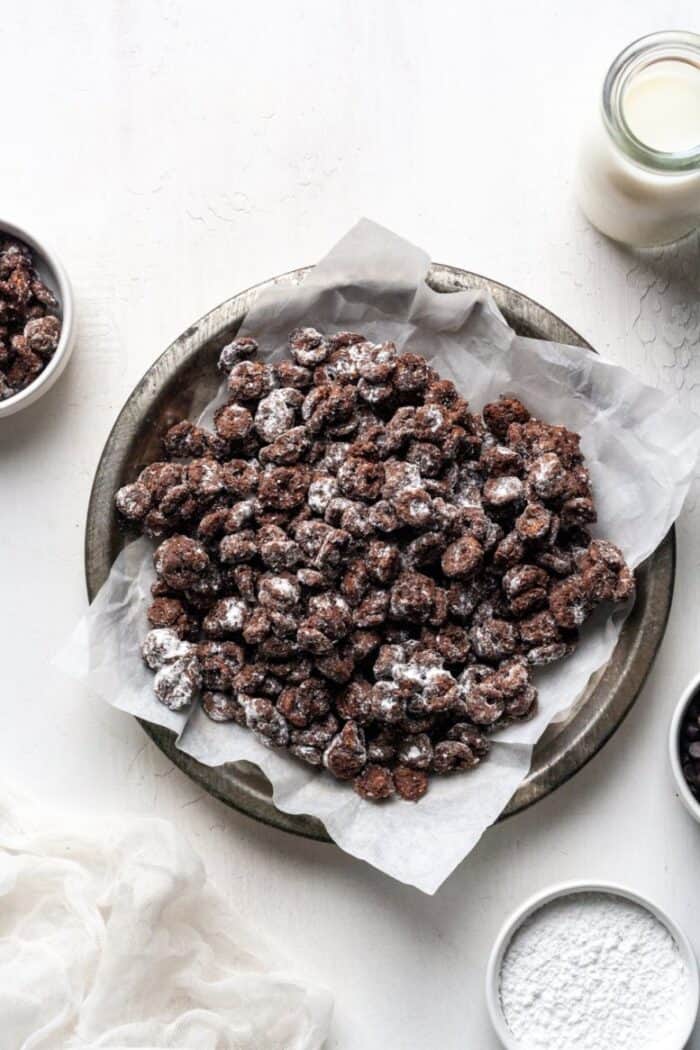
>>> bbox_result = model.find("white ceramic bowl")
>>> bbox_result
[486,879,699,1050]
[669,671,700,824]
[0,218,75,418]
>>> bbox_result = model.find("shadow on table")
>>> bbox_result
[0,350,80,455]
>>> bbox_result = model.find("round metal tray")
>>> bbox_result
[85,264,675,841]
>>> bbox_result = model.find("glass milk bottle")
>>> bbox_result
[576,32,700,247]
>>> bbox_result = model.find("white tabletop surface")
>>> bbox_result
[2,2,700,1047]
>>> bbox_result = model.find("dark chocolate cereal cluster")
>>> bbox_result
[680,694,700,802]
[0,236,62,400]
[115,329,634,802]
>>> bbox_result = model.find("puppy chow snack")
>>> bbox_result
[116,329,634,801]
[0,236,62,400]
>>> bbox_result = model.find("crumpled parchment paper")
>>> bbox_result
[58,220,700,894]
[0,782,332,1050]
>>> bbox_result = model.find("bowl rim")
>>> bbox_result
[485,878,699,1050]
[0,216,75,418]
[668,670,700,823]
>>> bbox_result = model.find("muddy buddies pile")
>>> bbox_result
[0,236,62,400]
[115,329,634,802]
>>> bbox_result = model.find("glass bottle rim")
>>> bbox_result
[602,30,700,174]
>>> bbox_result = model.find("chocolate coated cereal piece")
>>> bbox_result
[441,534,484,580]
[561,497,597,528]
[548,575,592,629]
[141,628,192,669]
[389,572,438,624]
[370,680,406,723]
[506,683,538,720]
[221,459,259,497]
[397,733,433,770]
[217,336,258,373]
[147,597,196,639]
[367,729,399,765]
[337,456,385,501]
[349,628,381,661]
[202,597,247,637]
[393,765,429,801]
[202,690,246,724]
[536,547,574,576]
[483,396,530,439]
[198,640,245,690]
[502,564,549,599]
[7,344,43,389]
[163,420,212,459]
[457,666,505,725]
[515,502,552,542]
[509,587,547,616]
[323,721,367,780]
[275,360,313,389]
[214,403,254,442]
[219,531,258,564]
[530,587,578,631]
[255,389,298,442]
[393,486,435,529]
[154,535,210,590]
[336,678,374,724]
[153,652,201,710]
[432,740,479,774]
[289,327,328,366]
[115,481,152,521]
[447,723,490,757]
[365,539,401,585]
[528,453,568,501]
[482,475,524,507]
[258,465,310,510]
[159,483,198,522]
[315,645,356,684]
[261,425,311,465]
[277,678,330,728]
[433,622,471,663]
[228,360,275,401]
[186,458,225,500]
[24,314,60,355]
[354,763,395,801]
[469,617,519,663]
[480,444,523,477]
[393,353,431,393]
[527,641,575,666]
[578,539,635,604]
[406,440,443,477]
[244,697,290,748]
[447,579,487,621]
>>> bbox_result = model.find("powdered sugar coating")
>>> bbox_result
[500,892,690,1050]
[141,628,192,669]
[153,653,201,710]
[255,389,297,442]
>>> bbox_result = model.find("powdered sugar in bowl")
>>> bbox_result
[486,881,698,1050]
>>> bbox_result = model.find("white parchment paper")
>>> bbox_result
[58,221,700,894]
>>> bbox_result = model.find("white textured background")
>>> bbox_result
[1,2,699,1047]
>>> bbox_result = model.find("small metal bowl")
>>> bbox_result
[485,880,699,1050]
[0,218,75,419]
[669,671,700,824]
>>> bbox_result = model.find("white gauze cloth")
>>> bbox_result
[0,785,332,1049]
